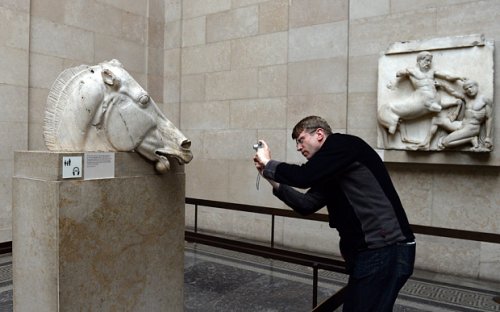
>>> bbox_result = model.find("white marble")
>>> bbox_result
[377,34,494,153]
[43,60,192,173]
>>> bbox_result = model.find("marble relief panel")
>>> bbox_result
[377,34,494,153]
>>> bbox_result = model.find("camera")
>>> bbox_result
[253,141,263,151]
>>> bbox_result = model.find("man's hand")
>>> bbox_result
[253,140,280,189]
[253,140,271,171]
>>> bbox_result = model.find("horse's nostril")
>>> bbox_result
[181,139,191,149]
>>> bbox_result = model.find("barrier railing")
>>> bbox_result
[185,197,500,311]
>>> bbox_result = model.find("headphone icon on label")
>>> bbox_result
[73,167,80,176]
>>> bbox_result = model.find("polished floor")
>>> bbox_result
[1,243,500,311]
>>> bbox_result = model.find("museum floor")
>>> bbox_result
[1,242,500,312]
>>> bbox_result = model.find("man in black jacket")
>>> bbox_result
[254,116,415,311]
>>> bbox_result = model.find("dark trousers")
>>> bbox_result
[342,242,416,312]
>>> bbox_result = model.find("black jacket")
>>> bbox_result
[263,133,414,257]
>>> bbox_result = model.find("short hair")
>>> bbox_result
[416,51,432,62]
[292,116,332,139]
[462,79,478,89]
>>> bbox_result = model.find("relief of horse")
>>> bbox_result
[43,59,193,172]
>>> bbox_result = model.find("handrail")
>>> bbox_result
[185,197,500,310]
[186,197,329,222]
[410,224,500,244]
[186,197,500,244]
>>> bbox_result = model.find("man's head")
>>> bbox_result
[416,51,432,71]
[292,116,332,159]
[463,79,478,97]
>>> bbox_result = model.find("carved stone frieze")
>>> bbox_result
[377,34,494,152]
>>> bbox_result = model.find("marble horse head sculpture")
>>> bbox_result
[43,59,193,172]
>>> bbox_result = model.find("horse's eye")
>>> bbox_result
[139,95,150,106]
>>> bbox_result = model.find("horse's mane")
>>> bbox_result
[43,64,90,150]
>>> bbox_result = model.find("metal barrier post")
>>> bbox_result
[271,214,275,248]
[194,204,198,233]
[312,263,319,308]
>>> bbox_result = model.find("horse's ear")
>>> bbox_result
[108,59,123,67]
[102,69,120,88]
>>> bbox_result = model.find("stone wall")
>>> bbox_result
[0,1,30,242]
[0,0,499,281]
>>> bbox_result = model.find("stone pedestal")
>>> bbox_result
[12,151,185,312]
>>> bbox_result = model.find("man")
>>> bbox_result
[438,79,493,151]
[253,116,415,311]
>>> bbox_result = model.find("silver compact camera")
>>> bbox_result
[253,141,263,151]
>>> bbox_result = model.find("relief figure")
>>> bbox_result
[436,79,493,151]
[379,51,464,144]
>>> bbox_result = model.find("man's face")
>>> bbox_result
[295,129,322,160]
[418,55,432,71]
[463,83,478,97]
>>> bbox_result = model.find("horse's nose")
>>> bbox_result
[181,139,191,149]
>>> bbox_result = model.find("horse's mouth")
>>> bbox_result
[154,148,193,172]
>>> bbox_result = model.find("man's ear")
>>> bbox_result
[316,128,325,142]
